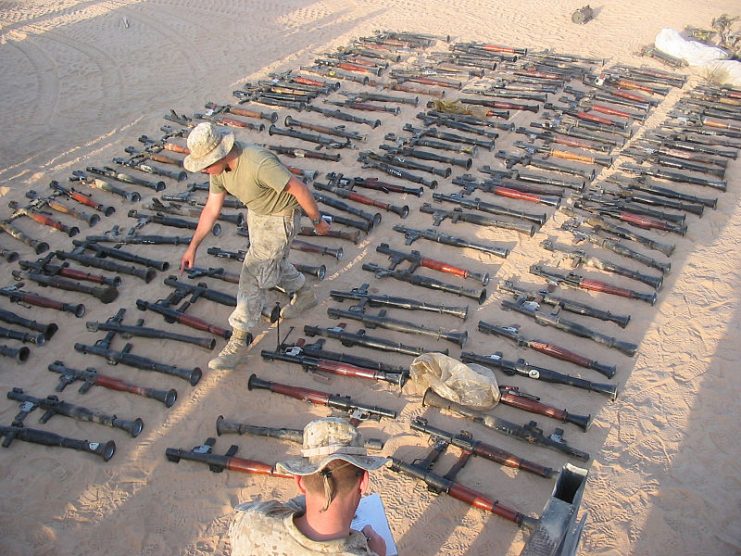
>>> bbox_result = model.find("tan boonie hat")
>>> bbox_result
[276,417,389,476]
[183,122,235,172]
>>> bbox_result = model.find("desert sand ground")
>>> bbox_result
[0,1,739,555]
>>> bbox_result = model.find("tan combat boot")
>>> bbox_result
[280,286,318,319]
[208,328,251,370]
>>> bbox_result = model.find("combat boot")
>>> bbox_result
[280,286,318,319]
[208,328,252,370]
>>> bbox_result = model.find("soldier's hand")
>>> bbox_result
[314,219,331,236]
[180,248,196,273]
[361,525,386,556]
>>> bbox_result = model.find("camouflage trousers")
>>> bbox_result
[228,209,304,332]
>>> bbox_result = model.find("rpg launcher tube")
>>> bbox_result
[86,166,165,192]
[358,157,438,189]
[9,206,79,237]
[313,192,382,227]
[498,386,592,431]
[55,250,157,283]
[499,279,631,329]
[0,285,86,317]
[392,224,510,259]
[389,456,539,529]
[462,348,618,398]
[432,192,547,225]
[20,272,118,304]
[376,243,489,285]
[268,124,350,149]
[299,344,408,376]
[7,388,144,438]
[73,342,202,386]
[409,417,554,479]
[300,226,361,244]
[422,389,590,461]
[329,288,469,320]
[247,374,397,422]
[561,226,671,275]
[326,307,468,347]
[0,344,30,363]
[326,172,424,196]
[0,220,50,253]
[260,350,406,387]
[0,425,115,461]
[319,211,372,232]
[48,361,177,408]
[0,325,45,346]
[313,182,408,218]
[163,275,237,306]
[284,115,367,142]
[292,239,344,260]
[0,299,60,340]
[70,172,142,202]
[18,258,122,287]
[303,325,447,357]
[419,203,537,236]
[362,263,487,304]
[295,263,327,280]
[135,300,231,339]
[165,440,292,478]
[49,181,116,216]
[74,240,170,271]
[216,416,384,451]
[85,320,216,350]
[530,265,657,306]
[501,299,639,357]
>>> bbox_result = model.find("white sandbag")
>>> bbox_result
[654,28,727,66]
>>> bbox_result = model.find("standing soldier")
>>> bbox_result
[180,122,330,370]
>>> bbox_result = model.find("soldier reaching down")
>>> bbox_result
[229,417,389,555]
[180,122,330,370]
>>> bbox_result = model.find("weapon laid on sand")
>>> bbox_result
[303,324,447,357]
[330,283,469,320]
[410,417,554,478]
[0,282,85,318]
[49,360,177,408]
[7,387,144,438]
[475,323,619,383]
[326,306,468,347]
[423,389,590,461]
[389,439,540,529]
[166,437,292,478]
[0,424,115,461]
[393,224,510,258]
[216,416,384,451]
[248,374,397,424]
[74,308,202,386]
[499,280,631,328]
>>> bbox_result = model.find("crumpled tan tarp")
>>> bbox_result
[408,352,500,409]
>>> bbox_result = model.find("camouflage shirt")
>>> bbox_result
[229,496,378,556]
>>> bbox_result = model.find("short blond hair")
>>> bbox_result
[302,460,364,511]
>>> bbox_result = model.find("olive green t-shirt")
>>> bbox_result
[210,142,298,215]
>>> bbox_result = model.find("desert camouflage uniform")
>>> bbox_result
[229,497,377,556]
[229,209,304,331]
[208,142,305,332]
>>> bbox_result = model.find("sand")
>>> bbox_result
[0,1,739,555]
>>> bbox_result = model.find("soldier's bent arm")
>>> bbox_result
[284,176,330,235]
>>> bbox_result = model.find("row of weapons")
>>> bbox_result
[1,30,739,536]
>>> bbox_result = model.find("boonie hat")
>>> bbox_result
[276,417,389,476]
[183,122,235,172]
